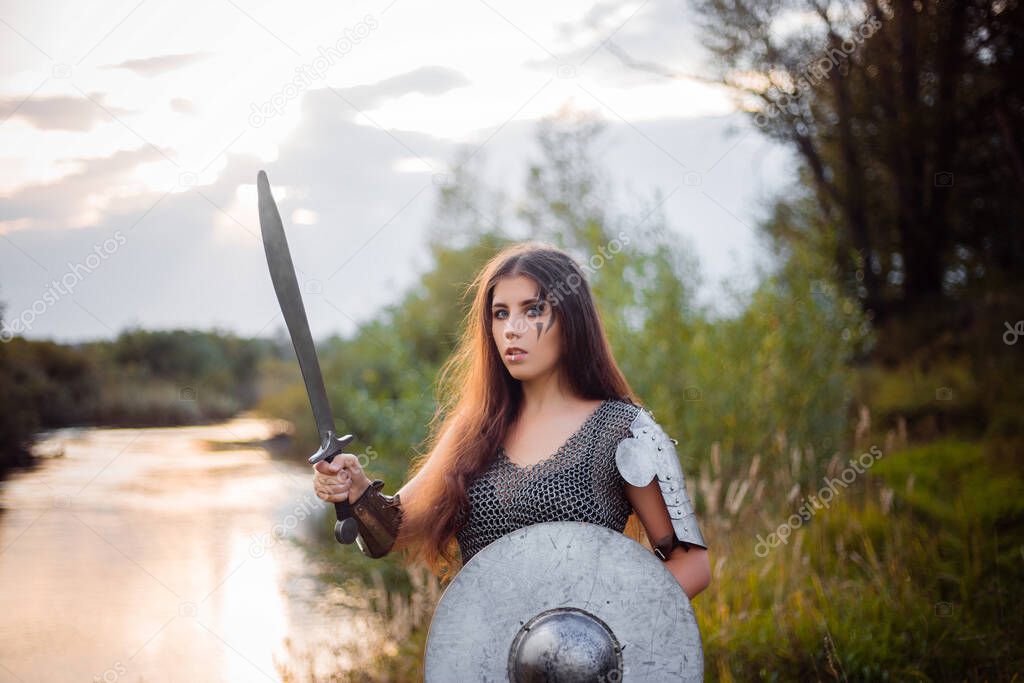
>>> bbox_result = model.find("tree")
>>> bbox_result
[611,0,1024,331]
[0,299,40,470]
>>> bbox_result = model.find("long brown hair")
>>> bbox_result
[392,241,647,577]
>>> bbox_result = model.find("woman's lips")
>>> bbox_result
[505,348,528,362]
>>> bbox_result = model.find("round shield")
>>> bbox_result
[425,521,703,682]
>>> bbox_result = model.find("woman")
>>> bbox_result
[312,242,711,599]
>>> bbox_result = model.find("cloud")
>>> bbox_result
[102,52,212,77]
[0,102,458,341]
[0,92,132,131]
[0,71,792,343]
[331,65,471,111]
[0,146,171,231]
[0,78,457,235]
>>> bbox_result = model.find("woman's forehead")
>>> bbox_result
[492,275,542,302]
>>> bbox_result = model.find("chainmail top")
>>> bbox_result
[455,398,644,564]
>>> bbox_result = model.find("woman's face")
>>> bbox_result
[491,275,561,382]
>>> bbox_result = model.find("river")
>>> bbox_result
[0,415,385,683]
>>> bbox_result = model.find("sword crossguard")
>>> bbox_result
[308,431,355,465]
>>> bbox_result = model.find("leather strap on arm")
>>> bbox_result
[652,531,692,561]
[351,478,403,559]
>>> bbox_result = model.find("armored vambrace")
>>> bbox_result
[351,478,403,559]
[615,408,708,561]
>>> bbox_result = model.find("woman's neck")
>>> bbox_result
[518,372,578,417]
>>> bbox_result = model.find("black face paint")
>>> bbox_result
[531,291,544,342]
[534,299,556,341]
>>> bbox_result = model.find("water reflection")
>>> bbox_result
[0,415,378,682]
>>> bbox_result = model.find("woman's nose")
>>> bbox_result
[504,317,528,337]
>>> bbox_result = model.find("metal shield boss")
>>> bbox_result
[425,521,703,682]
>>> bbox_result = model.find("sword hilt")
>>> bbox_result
[310,432,360,545]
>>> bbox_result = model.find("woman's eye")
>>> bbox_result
[494,305,544,320]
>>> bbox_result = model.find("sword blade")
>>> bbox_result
[257,170,336,441]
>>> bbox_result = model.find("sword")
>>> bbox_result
[257,169,359,545]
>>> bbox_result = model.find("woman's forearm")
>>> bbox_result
[666,547,711,599]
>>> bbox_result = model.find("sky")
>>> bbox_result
[0,0,796,344]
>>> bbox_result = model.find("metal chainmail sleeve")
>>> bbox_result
[455,398,644,565]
